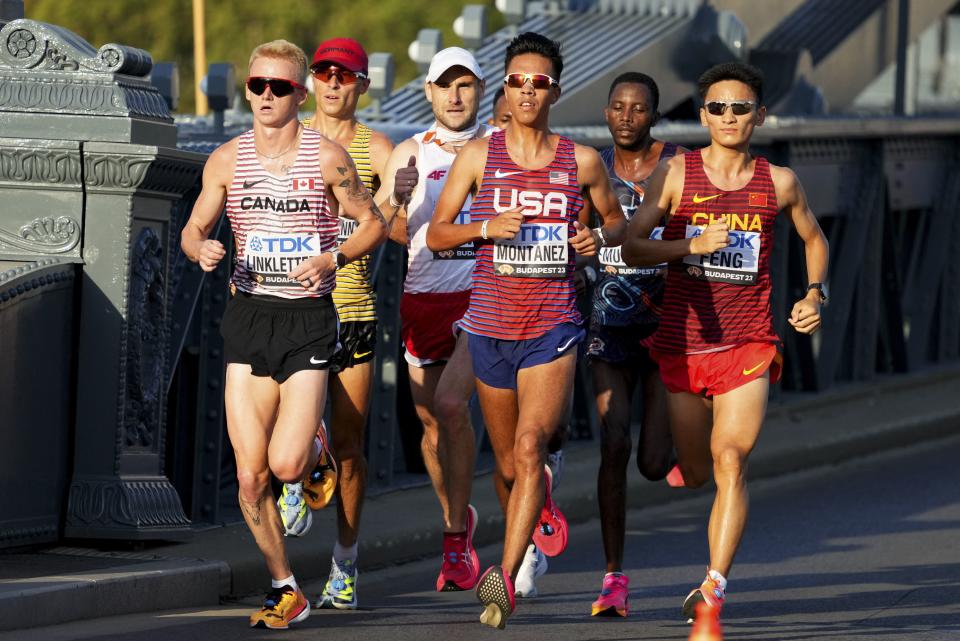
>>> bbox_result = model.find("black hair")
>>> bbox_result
[493,86,506,105]
[504,31,564,81]
[608,72,660,112]
[697,62,764,104]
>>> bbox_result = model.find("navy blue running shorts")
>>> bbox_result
[467,322,585,390]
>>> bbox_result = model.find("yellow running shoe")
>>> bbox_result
[249,586,310,629]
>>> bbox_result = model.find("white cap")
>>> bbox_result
[425,47,484,83]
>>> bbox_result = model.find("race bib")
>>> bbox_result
[433,210,475,260]
[337,216,356,246]
[599,226,665,276]
[682,225,760,284]
[494,222,567,278]
[243,232,322,287]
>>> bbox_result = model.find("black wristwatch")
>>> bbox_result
[807,282,827,304]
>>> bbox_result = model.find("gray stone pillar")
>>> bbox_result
[0,19,204,539]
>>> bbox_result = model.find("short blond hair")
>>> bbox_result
[249,40,308,81]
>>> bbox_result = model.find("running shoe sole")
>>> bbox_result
[476,566,515,630]
[591,601,628,617]
[303,428,338,510]
[250,597,310,629]
[682,588,705,622]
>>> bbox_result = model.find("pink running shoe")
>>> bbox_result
[436,505,480,591]
[532,465,568,557]
[476,565,516,629]
[666,464,686,488]
[591,572,629,617]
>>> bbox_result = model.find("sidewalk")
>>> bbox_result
[1,365,958,632]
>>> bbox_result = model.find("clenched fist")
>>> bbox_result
[690,222,730,255]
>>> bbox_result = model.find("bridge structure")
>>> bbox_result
[1,0,959,550]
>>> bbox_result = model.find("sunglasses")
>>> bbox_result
[246,77,306,97]
[503,72,559,90]
[311,66,368,85]
[704,100,755,116]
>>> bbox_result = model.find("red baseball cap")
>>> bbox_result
[311,38,368,74]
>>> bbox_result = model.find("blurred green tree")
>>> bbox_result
[25,0,503,113]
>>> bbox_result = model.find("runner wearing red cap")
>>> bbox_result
[276,37,394,611]
[621,61,828,625]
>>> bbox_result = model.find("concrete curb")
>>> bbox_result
[1,366,957,632]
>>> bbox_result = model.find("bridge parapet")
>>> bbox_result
[0,19,204,546]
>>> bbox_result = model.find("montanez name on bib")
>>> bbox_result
[494,223,567,278]
[434,210,474,260]
[600,226,665,276]
[493,188,568,217]
[244,232,322,287]
[682,225,760,284]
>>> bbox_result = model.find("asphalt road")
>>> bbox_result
[5,434,959,641]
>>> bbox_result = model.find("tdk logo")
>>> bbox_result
[517,225,563,241]
[493,188,567,217]
[249,235,316,253]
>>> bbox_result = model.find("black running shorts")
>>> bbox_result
[330,320,377,373]
[221,291,340,383]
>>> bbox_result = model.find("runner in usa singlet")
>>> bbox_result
[459,129,584,340]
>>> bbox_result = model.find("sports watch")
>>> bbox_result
[807,282,827,304]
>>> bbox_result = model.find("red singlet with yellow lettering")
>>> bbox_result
[654,149,780,353]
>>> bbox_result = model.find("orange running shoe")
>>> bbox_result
[688,601,723,640]
[682,574,725,622]
[249,586,310,629]
[303,425,337,510]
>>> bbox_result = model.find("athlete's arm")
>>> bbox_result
[289,143,388,291]
[180,141,234,272]
[426,138,523,250]
[573,144,625,256]
[621,155,729,266]
[774,165,829,335]
[374,138,418,245]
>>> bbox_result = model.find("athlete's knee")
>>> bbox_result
[599,428,631,468]
[712,446,748,482]
[269,451,310,484]
[513,429,547,473]
[638,448,673,481]
[236,468,270,504]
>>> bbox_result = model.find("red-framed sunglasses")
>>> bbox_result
[310,66,368,85]
[503,72,559,90]
[246,76,306,97]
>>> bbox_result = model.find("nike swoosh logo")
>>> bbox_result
[556,336,579,353]
[353,350,373,359]
[494,168,525,179]
[692,193,721,203]
[742,362,765,376]
[309,356,328,365]
[243,178,268,189]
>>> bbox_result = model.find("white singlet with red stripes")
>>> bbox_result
[403,126,494,294]
[225,128,338,299]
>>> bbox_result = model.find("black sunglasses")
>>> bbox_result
[246,77,306,97]
[705,100,755,116]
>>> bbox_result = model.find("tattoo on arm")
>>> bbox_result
[240,493,264,526]
[336,165,371,203]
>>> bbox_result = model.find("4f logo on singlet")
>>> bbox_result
[493,188,568,217]
[427,169,446,181]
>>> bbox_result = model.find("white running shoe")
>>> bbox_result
[514,544,548,598]
[277,482,312,537]
[547,449,565,491]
